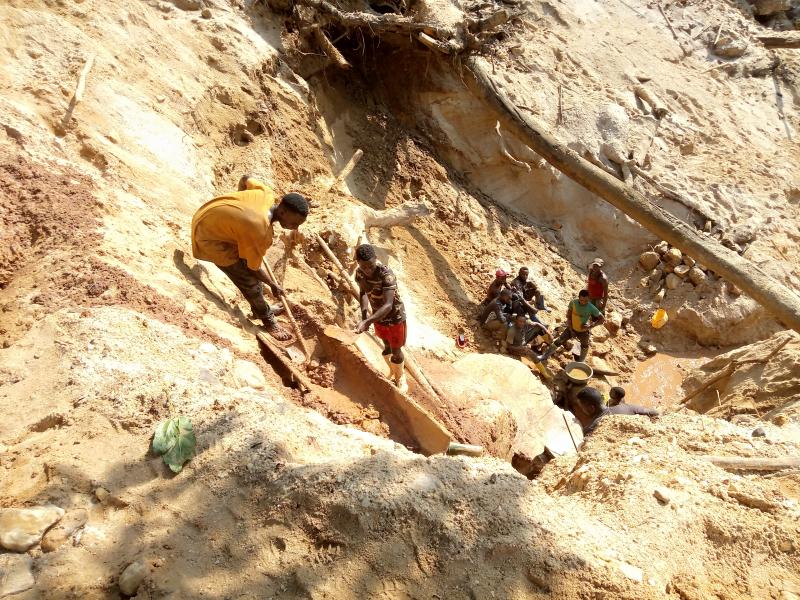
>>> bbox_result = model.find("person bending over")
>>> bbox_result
[191,175,309,341]
[354,244,409,393]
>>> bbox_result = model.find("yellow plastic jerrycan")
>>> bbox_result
[651,308,669,329]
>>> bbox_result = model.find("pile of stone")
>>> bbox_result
[638,241,709,300]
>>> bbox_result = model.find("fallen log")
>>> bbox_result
[462,56,800,335]
[757,33,800,49]
[329,148,363,191]
[311,24,351,69]
[703,455,800,473]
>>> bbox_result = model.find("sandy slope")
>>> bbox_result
[1,0,799,598]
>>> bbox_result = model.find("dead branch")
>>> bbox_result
[656,2,689,56]
[633,85,669,119]
[757,33,800,49]
[495,121,531,172]
[311,24,351,69]
[363,201,432,228]
[702,455,800,473]
[329,148,363,191]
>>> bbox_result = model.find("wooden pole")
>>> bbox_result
[262,259,310,361]
[255,332,314,392]
[462,57,800,335]
[702,455,800,473]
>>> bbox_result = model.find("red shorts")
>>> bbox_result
[373,321,407,349]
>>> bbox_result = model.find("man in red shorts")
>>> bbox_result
[354,243,408,393]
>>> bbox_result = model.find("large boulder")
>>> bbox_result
[423,354,583,464]
[0,506,64,552]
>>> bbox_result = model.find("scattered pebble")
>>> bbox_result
[751,427,766,438]
[119,560,147,596]
[0,553,34,596]
[654,487,671,505]
[618,561,643,583]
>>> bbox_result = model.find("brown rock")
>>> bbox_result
[688,267,707,286]
[639,251,660,271]
[41,509,88,552]
[682,256,696,268]
[654,240,669,255]
[752,0,790,16]
[664,248,682,266]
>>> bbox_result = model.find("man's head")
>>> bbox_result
[355,243,378,276]
[514,314,527,327]
[495,268,508,281]
[499,288,512,302]
[273,192,309,230]
[577,387,604,417]
[589,258,604,276]
[578,289,591,305]
[609,386,626,401]
[518,267,529,281]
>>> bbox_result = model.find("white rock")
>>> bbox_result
[0,553,34,596]
[673,264,690,278]
[619,561,643,583]
[119,560,147,596]
[233,359,266,390]
[665,273,681,290]
[639,251,660,271]
[654,241,669,255]
[0,505,65,552]
[41,508,88,552]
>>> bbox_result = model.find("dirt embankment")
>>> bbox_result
[1,0,799,598]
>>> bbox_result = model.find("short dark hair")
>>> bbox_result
[519,267,529,274]
[355,244,376,261]
[280,192,309,216]
[499,288,512,297]
[577,387,604,412]
[609,386,626,400]
[578,289,590,298]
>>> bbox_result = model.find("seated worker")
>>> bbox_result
[509,267,530,292]
[608,386,626,407]
[587,258,609,313]
[191,174,309,341]
[523,280,550,312]
[510,288,542,323]
[479,287,514,339]
[537,290,604,362]
[481,269,509,306]
[577,387,659,435]
[504,314,550,358]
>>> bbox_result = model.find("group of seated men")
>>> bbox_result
[478,260,609,363]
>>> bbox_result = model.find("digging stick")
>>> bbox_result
[255,331,313,392]
[262,258,310,361]
[562,411,580,453]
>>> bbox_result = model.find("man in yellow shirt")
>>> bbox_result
[191,175,309,341]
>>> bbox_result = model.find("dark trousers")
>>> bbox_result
[218,259,275,324]
[543,327,590,361]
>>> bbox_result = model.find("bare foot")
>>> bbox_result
[263,321,293,342]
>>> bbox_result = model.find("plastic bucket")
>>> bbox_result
[651,308,669,329]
